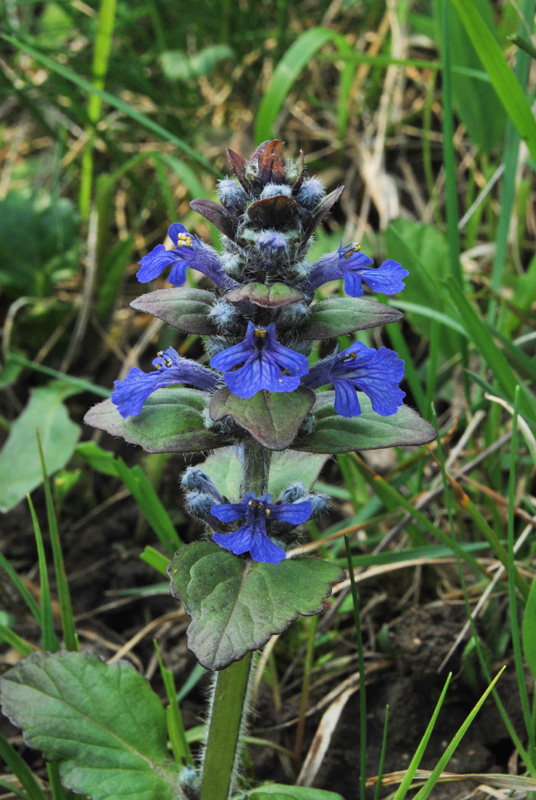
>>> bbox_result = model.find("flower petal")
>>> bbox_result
[137,245,183,283]
[350,259,409,295]
[211,502,248,523]
[111,366,184,418]
[269,500,312,524]
[333,379,362,417]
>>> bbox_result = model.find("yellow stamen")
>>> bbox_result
[164,358,172,367]
[344,243,361,258]
[176,232,193,248]
[265,508,271,515]
[255,329,267,338]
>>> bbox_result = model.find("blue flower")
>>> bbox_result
[211,491,312,563]
[137,223,236,289]
[111,347,219,418]
[210,321,309,399]
[304,241,408,297]
[302,342,405,418]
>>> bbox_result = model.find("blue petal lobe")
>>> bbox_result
[333,379,362,417]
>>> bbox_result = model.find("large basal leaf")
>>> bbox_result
[298,297,403,339]
[209,387,315,450]
[0,383,81,512]
[85,388,232,454]
[199,448,329,503]
[293,391,436,454]
[251,787,345,800]
[131,288,217,335]
[0,651,178,800]
[226,282,304,308]
[168,542,344,670]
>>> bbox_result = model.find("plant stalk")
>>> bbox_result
[200,652,253,800]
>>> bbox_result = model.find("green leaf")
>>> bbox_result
[298,297,403,339]
[0,651,178,800]
[0,384,81,512]
[160,44,233,81]
[199,449,328,503]
[449,0,536,163]
[226,283,304,308]
[522,575,536,679]
[444,0,505,152]
[168,542,343,670]
[209,387,315,450]
[84,389,233,454]
[131,288,217,335]
[293,392,436,454]
[250,787,344,800]
[385,220,459,357]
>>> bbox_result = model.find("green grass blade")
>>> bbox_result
[0,624,36,657]
[27,494,60,653]
[392,674,452,800]
[373,705,389,800]
[444,279,536,426]
[1,34,222,179]
[115,459,183,555]
[412,668,506,800]
[507,388,535,751]
[36,431,78,652]
[255,27,353,142]
[6,354,110,398]
[79,0,117,219]
[0,731,47,800]
[344,536,367,800]
[0,551,42,625]
[154,640,194,766]
[140,545,171,576]
[449,0,536,163]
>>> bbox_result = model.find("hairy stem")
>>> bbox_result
[200,652,253,800]
[241,438,271,497]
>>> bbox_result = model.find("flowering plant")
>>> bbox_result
[0,141,435,800]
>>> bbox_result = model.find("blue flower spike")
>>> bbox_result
[303,341,405,418]
[211,491,312,563]
[111,346,219,418]
[210,321,309,399]
[137,223,233,288]
[305,240,409,297]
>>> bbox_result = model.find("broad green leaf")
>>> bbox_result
[449,0,536,164]
[209,387,315,450]
[522,575,536,679]
[131,288,217,335]
[443,0,504,152]
[168,542,343,670]
[198,449,244,502]
[293,392,436,454]
[160,44,233,81]
[385,220,459,357]
[199,449,328,503]
[0,193,78,295]
[0,384,80,512]
[250,788,344,800]
[298,297,403,339]
[85,389,233,453]
[226,283,304,308]
[268,451,329,499]
[0,651,178,800]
